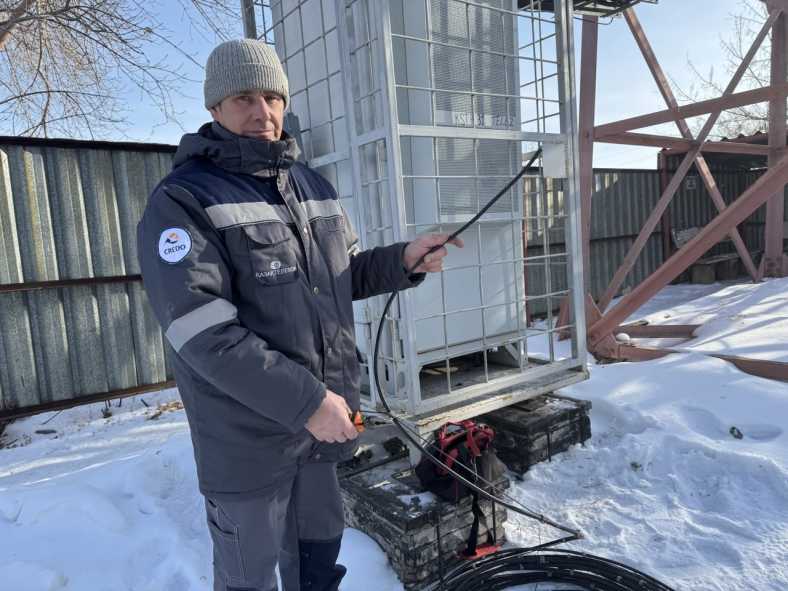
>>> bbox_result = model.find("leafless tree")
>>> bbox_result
[0,0,242,138]
[678,0,773,139]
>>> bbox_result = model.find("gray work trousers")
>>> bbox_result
[204,460,345,591]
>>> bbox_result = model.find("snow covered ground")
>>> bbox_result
[1,278,787,591]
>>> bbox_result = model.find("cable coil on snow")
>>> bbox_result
[430,548,675,591]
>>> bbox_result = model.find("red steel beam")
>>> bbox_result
[616,324,700,339]
[553,12,596,338]
[626,7,774,281]
[596,9,777,309]
[716,354,788,382]
[623,9,697,142]
[593,83,788,139]
[579,15,598,286]
[589,150,788,344]
[673,141,770,156]
[598,133,772,156]
[615,345,788,383]
[765,10,788,277]
[596,132,693,150]
[615,345,672,361]
[768,0,788,13]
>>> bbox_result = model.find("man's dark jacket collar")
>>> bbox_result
[173,121,301,177]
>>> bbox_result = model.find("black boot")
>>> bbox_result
[299,538,347,591]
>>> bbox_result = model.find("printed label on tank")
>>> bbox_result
[434,110,517,129]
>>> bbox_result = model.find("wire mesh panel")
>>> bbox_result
[260,0,587,425]
[391,0,560,134]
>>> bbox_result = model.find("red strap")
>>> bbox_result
[437,448,459,475]
[466,428,482,457]
[439,430,465,452]
[439,422,471,449]
[466,422,495,457]
[460,543,500,561]
[436,421,495,462]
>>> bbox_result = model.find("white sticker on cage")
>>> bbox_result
[542,142,568,179]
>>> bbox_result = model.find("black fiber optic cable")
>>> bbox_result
[364,147,677,591]
[369,148,582,536]
[432,548,676,591]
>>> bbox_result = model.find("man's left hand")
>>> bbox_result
[403,234,464,274]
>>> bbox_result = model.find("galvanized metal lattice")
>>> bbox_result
[259,0,588,427]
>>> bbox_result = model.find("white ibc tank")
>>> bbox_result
[264,0,587,423]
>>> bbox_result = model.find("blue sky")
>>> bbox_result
[118,4,243,145]
[590,0,744,168]
[126,0,743,169]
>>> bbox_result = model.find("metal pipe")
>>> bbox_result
[578,15,598,290]
[240,0,258,39]
[375,0,422,413]
[555,0,588,366]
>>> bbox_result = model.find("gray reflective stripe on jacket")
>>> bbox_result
[137,122,423,498]
[165,299,238,352]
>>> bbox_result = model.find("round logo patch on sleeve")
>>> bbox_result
[158,227,192,264]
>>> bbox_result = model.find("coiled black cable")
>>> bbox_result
[432,548,675,591]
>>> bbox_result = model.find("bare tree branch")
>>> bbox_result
[676,0,777,139]
[0,0,34,51]
[0,0,242,138]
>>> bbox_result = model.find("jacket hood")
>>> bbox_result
[173,121,301,176]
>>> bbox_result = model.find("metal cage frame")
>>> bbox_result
[257,0,589,431]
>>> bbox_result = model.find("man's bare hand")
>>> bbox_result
[403,233,464,274]
[305,390,358,443]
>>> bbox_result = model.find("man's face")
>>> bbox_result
[210,91,285,141]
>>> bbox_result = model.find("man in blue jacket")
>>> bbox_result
[137,39,461,591]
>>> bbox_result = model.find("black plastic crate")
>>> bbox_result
[480,394,592,474]
[339,437,507,590]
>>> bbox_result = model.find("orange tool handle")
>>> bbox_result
[349,410,365,433]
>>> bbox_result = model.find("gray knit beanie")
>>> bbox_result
[204,39,289,109]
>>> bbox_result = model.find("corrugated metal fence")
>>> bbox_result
[0,136,778,417]
[0,137,176,419]
[673,169,771,255]
[523,168,776,315]
[524,169,673,310]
